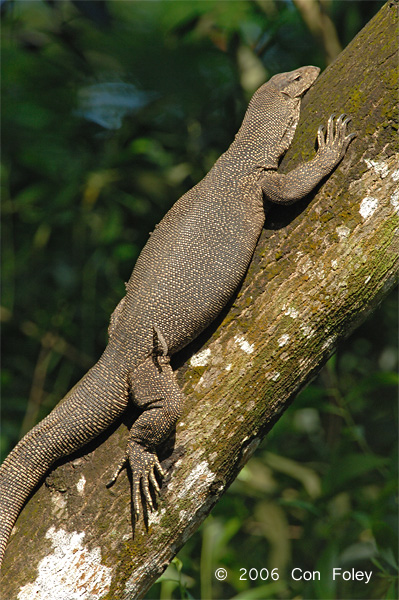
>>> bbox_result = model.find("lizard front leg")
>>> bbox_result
[260,114,356,204]
[108,327,183,517]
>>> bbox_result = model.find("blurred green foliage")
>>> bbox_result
[1,1,396,599]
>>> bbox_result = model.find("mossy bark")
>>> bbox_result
[1,2,398,598]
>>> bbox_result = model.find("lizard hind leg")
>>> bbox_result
[107,326,183,518]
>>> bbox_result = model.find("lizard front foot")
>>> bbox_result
[316,113,356,168]
[107,442,164,517]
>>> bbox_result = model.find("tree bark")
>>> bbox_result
[1,2,398,598]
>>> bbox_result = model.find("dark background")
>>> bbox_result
[1,1,397,598]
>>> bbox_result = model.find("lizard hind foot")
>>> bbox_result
[128,441,165,517]
[107,441,165,518]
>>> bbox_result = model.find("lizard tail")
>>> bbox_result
[0,351,129,566]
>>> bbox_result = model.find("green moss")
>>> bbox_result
[184,365,206,384]
[348,87,368,114]
[320,210,334,223]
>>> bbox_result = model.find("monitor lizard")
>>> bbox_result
[0,65,355,566]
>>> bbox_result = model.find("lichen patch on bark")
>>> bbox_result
[17,527,112,600]
[76,475,86,495]
[359,196,379,219]
[234,335,255,354]
[189,348,212,367]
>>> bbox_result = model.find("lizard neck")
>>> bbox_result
[227,93,301,172]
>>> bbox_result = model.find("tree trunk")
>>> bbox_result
[1,2,398,598]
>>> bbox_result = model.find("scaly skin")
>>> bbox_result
[0,66,355,566]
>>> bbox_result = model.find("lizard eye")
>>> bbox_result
[294,75,302,81]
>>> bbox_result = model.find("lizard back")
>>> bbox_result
[121,159,265,357]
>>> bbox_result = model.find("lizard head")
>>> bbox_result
[233,66,320,168]
[268,65,320,100]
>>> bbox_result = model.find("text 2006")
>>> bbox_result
[239,568,280,581]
